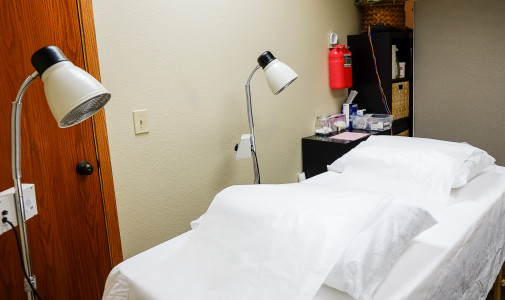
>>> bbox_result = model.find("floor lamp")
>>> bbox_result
[8,46,111,299]
[244,51,298,184]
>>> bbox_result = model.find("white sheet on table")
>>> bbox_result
[307,165,505,300]
[127,184,393,300]
[103,166,505,300]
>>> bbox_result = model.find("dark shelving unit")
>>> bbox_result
[347,30,413,136]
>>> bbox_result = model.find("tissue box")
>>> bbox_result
[351,114,393,131]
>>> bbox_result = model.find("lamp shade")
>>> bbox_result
[31,46,111,128]
[257,51,298,95]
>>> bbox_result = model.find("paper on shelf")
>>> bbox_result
[330,132,369,141]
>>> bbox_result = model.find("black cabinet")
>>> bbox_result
[302,132,371,178]
[347,30,413,136]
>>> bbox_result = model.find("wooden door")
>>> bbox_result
[0,0,122,299]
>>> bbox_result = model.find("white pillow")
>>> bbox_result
[328,136,495,189]
[324,201,437,300]
[326,136,492,210]
[451,143,495,188]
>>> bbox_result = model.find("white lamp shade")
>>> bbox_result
[263,59,298,95]
[40,61,111,128]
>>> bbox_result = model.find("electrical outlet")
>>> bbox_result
[0,194,15,234]
[0,184,38,235]
[133,109,149,134]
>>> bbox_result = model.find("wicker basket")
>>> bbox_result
[391,81,409,120]
[359,0,406,32]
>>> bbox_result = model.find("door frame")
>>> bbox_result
[77,0,123,267]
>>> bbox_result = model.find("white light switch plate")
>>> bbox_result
[133,109,149,134]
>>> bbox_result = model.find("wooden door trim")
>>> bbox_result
[76,0,123,267]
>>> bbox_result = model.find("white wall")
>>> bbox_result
[92,0,361,258]
[414,0,505,165]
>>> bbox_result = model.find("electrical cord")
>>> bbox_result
[251,149,261,184]
[2,212,42,300]
[367,26,391,115]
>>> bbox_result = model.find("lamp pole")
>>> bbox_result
[11,71,40,300]
[7,45,111,300]
[240,51,297,184]
[245,65,262,184]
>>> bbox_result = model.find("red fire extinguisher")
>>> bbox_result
[329,45,352,89]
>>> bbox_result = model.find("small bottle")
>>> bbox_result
[399,62,406,78]
[315,115,332,136]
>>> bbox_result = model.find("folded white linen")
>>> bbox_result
[189,185,437,300]
[324,197,436,300]
[128,184,398,300]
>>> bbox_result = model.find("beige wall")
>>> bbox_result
[92,0,361,258]
[414,0,505,165]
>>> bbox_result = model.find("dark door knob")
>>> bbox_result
[76,161,94,175]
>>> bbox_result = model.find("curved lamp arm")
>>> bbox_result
[245,65,262,184]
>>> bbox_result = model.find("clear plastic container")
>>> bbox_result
[369,114,393,131]
[351,114,393,131]
[315,115,333,136]
[350,115,370,130]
